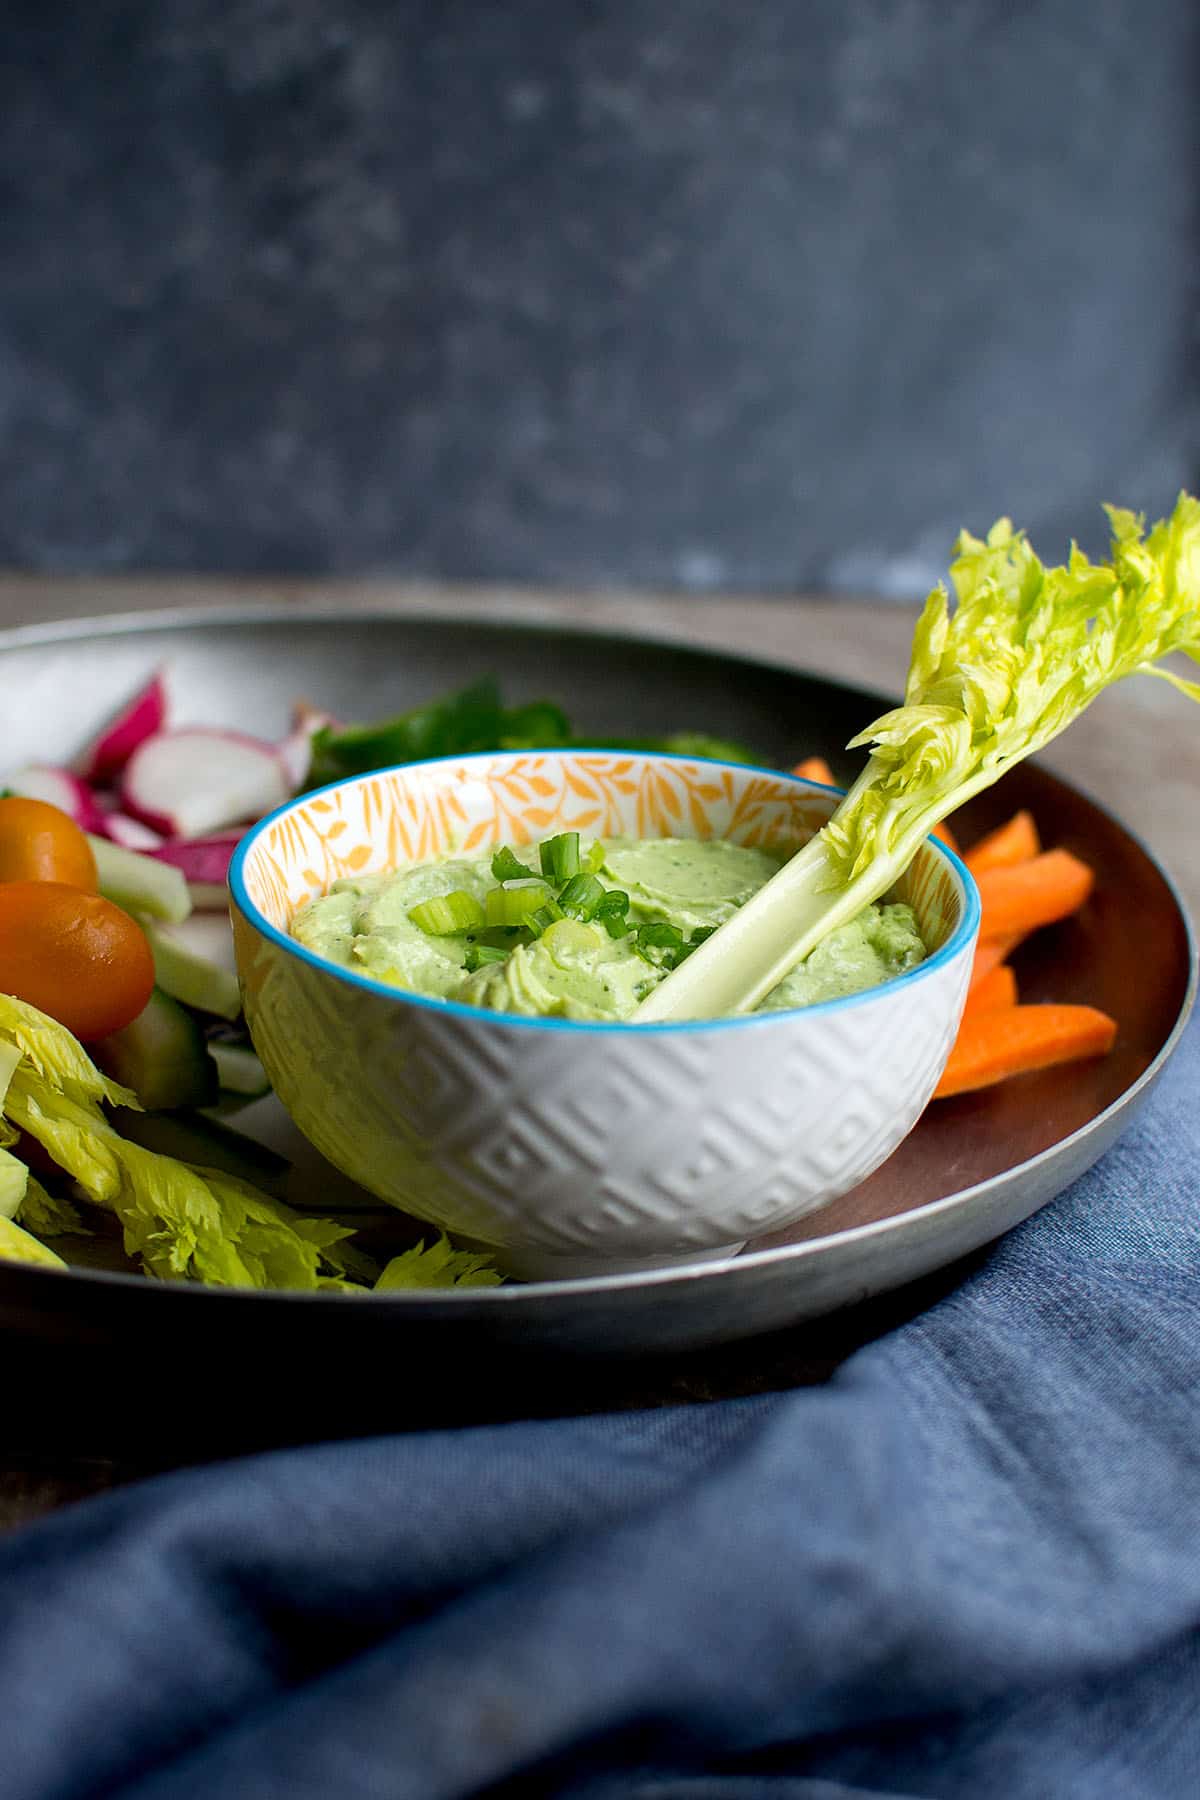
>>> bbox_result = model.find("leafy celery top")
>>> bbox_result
[0,991,505,1290]
[638,496,1200,1022]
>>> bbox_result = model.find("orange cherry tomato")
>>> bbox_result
[0,797,98,891]
[0,882,154,1039]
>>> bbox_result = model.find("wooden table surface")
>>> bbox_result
[1,573,1196,1532]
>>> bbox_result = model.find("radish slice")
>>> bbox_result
[277,709,333,792]
[5,765,108,831]
[152,831,244,887]
[78,669,170,785]
[122,731,289,838]
[292,699,342,732]
[100,811,165,852]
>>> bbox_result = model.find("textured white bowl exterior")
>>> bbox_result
[230,753,977,1273]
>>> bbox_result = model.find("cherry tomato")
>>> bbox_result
[0,797,98,891]
[0,882,154,1039]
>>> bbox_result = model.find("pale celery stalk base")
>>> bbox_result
[634,835,844,1021]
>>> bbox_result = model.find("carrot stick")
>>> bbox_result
[967,933,1024,992]
[961,962,1018,1017]
[964,809,1041,877]
[933,1003,1117,1099]
[976,849,1094,941]
[791,756,836,786]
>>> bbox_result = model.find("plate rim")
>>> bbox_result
[0,601,1194,1314]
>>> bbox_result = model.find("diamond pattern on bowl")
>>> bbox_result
[234,752,976,1269]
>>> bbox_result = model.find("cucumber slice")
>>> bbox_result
[88,835,191,925]
[209,1040,270,1097]
[143,915,242,1020]
[93,987,218,1111]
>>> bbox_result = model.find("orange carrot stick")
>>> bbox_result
[791,756,836,786]
[933,1003,1117,1099]
[964,809,1041,877]
[961,962,1018,1017]
[967,933,1024,992]
[976,849,1094,941]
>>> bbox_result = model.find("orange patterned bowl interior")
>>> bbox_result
[237,750,966,963]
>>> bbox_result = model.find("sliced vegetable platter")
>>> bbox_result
[0,605,1193,1445]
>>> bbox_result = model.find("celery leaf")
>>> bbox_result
[376,1234,505,1290]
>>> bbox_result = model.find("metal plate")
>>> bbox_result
[0,608,1193,1446]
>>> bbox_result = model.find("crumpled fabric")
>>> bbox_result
[2,1011,1198,1800]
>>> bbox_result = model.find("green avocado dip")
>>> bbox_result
[290,835,927,1022]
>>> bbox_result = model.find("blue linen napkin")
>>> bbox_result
[2,1011,1199,1800]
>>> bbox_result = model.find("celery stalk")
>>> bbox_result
[638,496,1200,1022]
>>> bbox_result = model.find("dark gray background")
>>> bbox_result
[1,1,1196,595]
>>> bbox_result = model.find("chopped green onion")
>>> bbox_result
[635,920,694,967]
[464,943,509,972]
[585,841,606,874]
[526,898,566,936]
[671,924,717,968]
[632,922,717,971]
[593,888,629,921]
[484,883,552,927]
[539,832,580,884]
[637,921,685,953]
[408,890,486,935]
[557,873,606,920]
[594,888,631,938]
[490,844,529,883]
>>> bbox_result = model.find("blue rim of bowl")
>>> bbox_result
[228,751,983,1035]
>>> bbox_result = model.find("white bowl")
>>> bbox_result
[229,751,980,1279]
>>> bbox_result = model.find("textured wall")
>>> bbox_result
[2,0,1196,592]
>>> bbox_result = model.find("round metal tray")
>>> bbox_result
[0,607,1193,1446]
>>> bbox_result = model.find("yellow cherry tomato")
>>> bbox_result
[0,796,98,890]
[0,881,154,1039]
